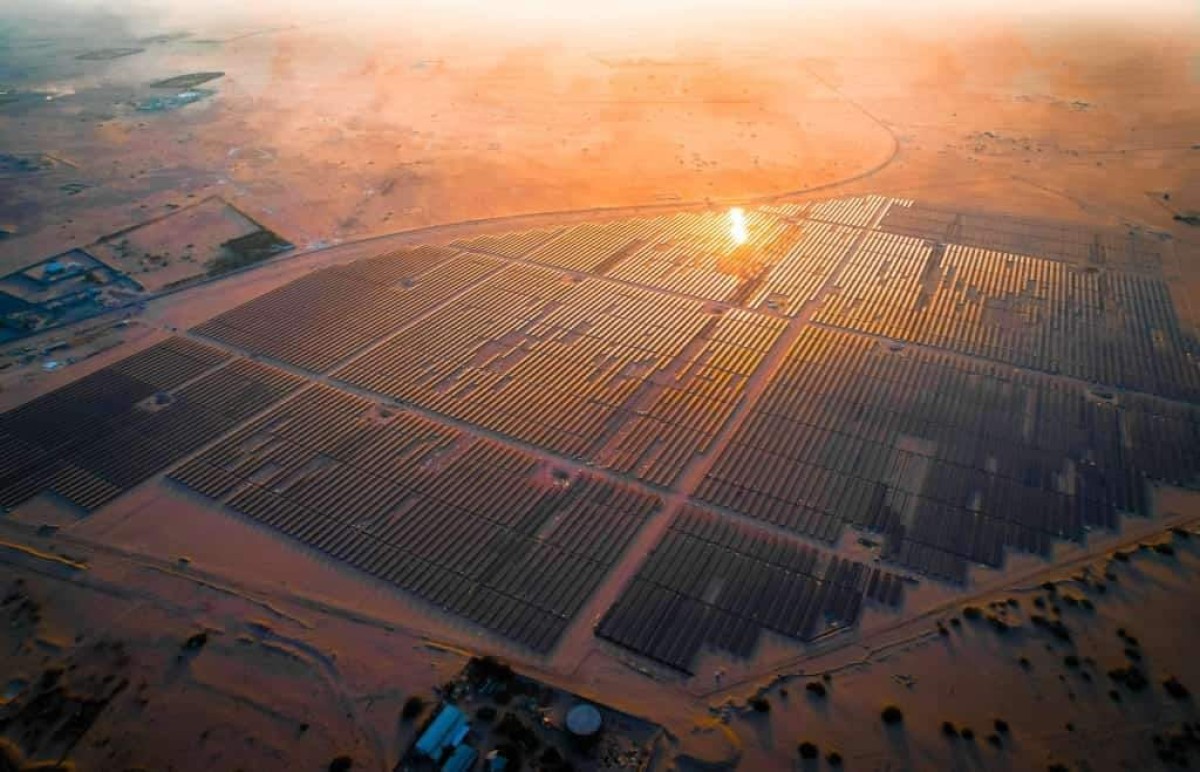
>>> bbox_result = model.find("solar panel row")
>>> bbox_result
[0,338,302,511]
[698,325,1200,582]
[195,246,501,372]
[597,505,904,672]
[171,385,661,653]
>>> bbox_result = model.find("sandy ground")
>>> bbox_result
[1,489,1197,770]
[2,3,1197,300]
[1,1,1200,770]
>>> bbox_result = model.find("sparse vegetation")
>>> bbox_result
[826,751,843,766]
[1164,677,1190,700]
[183,632,208,651]
[496,712,541,753]
[881,705,903,725]
[466,655,515,686]
[539,746,567,770]
[749,696,771,713]
[961,727,975,741]
[805,682,826,698]
[328,756,353,772]
[798,741,818,760]
[401,696,425,721]
[1109,665,1149,692]
[994,718,1009,733]
[942,721,958,737]
[1029,614,1072,642]
[206,229,293,276]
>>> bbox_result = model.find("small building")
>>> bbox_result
[415,705,468,759]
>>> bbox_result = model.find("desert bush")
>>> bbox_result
[401,696,425,721]
[1164,677,1190,700]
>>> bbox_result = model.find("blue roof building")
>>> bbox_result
[415,705,467,758]
[442,744,478,772]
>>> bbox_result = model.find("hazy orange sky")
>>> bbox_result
[12,0,1198,42]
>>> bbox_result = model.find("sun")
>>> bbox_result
[729,207,748,245]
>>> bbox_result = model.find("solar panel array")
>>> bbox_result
[194,246,502,372]
[878,200,1168,272]
[697,325,1200,582]
[170,385,660,653]
[451,226,565,259]
[593,309,787,485]
[336,265,785,485]
[3,193,1194,668]
[815,232,1200,401]
[597,505,904,672]
[602,211,792,302]
[0,338,302,511]
[453,207,839,305]
[744,220,859,315]
[804,194,910,228]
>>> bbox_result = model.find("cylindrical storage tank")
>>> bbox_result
[566,704,602,738]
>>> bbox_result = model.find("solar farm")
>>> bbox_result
[4,194,1197,674]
